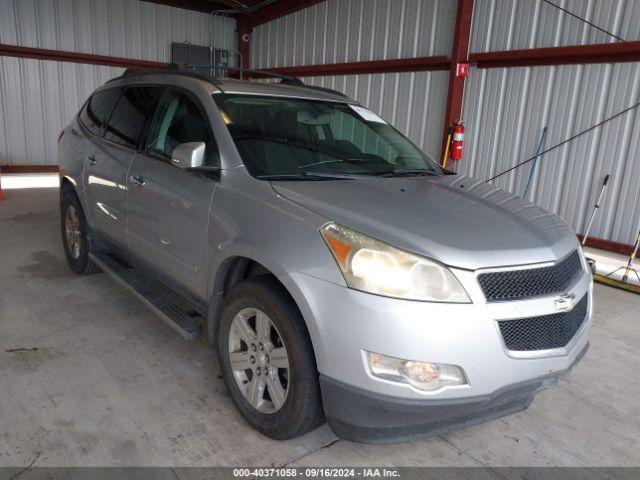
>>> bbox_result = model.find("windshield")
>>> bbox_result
[213,94,446,179]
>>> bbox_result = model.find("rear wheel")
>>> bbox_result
[60,188,100,275]
[217,278,324,439]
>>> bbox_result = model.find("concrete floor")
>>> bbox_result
[1,187,639,467]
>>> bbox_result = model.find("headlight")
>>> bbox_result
[320,223,470,302]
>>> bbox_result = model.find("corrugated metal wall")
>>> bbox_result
[0,0,236,166]
[251,0,640,245]
[461,0,640,245]
[470,0,640,52]
[250,0,455,158]
[4,0,638,244]
[251,0,456,67]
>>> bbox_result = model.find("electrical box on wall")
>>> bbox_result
[171,42,229,76]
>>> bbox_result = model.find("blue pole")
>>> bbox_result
[523,126,548,198]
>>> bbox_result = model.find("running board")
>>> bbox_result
[89,252,203,341]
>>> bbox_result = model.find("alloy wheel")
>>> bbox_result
[228,307,290,413]
[65,205,82,260]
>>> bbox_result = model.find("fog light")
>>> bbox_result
[366,352,466,392]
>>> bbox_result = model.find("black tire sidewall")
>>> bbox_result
[216,279,323,439]
[60,189,93,274]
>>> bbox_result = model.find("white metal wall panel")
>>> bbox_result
[0,0,236,61]
[460,62,640,246]
[470,0,640,52]
[252,0,640,245]
[250,0,454,159]
[251,0,456,68]
[464,0,640,245]
[0,57,122,167]
[0,0,236,166]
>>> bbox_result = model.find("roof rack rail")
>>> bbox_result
[184,64,305,84]
[222,67,348,98]
[106,64,224,88]
[183,65,349,98]
[107,64,350,99]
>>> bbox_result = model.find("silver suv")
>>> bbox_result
[58,69,592,443]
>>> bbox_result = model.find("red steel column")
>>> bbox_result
[237,18,252,73]
[441,0,474,168]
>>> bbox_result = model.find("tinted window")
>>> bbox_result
[79,88,121,136]
[104,87,164,148]
[213,94,443,178]
[147,89,218,166]
[328,110,396,162]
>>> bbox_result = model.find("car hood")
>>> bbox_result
[272,175,578,270]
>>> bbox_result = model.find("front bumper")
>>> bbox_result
[320,343,588,443]
[282,261,592,441]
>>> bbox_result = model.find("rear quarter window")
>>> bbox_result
[79,88,121,136]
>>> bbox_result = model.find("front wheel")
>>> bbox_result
[60,188,100,275]
[216,278,324,439]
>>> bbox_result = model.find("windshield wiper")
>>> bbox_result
[233,134,365,164]
[255,172,354,181]
[236,134,442,178]
[378,168,441,178]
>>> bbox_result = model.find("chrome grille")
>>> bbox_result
[498,294,588,351]
[477,250,582,302]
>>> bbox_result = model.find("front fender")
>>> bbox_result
[203,169,346,348]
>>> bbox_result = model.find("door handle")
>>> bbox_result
[160,238,171,246]
[130,175,146,187]
[88,155,97,166]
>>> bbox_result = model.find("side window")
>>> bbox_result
[78,88,121,136]
[104,86,164,148]
[147,89,219,166]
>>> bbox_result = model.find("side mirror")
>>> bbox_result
[171,142,205,170]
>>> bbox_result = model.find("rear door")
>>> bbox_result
[79,87,123,242]
[82,86,163,247]
[126,87,219,297]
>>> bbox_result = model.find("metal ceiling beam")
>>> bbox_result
[245,0,326,26]
[254,40,640,80]
[141,0,238,13]
[470,41,640,68]
[140,0,326,24]
[258,55,450,77]
[0,43,168,70]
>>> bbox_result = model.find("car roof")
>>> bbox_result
[105,69,354,104]
[215,77,354,103]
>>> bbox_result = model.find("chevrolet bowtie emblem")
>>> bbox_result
[555,293,576,312]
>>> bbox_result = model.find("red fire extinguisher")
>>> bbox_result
[450,120,464,161]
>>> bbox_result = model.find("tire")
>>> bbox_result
[60,187,101,275]
[216,278,324,439]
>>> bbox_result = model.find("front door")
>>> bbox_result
[127,88,220,298]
